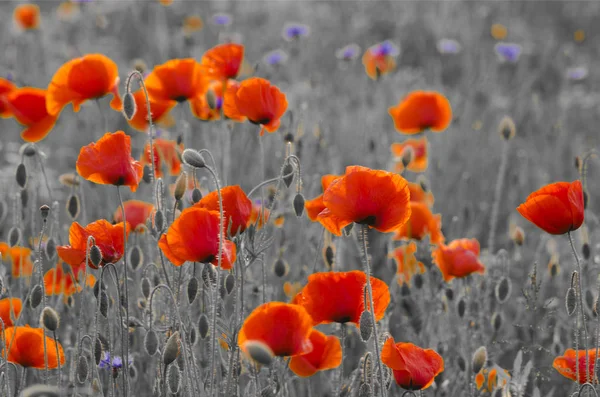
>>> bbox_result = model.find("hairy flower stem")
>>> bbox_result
[17,368,26,397]
[569,231,590,385]
[36,217,49,384]
[487,139,509,253]
[116,187,130,397]
[335,324,346,397]
[53,331,61,390]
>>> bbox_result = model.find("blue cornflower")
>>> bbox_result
[263,49,289,67]
[282,23,310,41]
[336,44,361,61]
[566,66,588,81]
[369,40,400,57]
[98,352,133,370]
[494,42,522,63]
[212,13,232,27]
[437,38,462,55]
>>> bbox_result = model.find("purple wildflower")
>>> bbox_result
[566,66,588,81]
[336,44,361,61]
[98,352,133,370]
[263,49,289,67]
[212,13,232,27]
[494,42,522,63]
[369,40,400,57]
[282,23,310,41]
[437,39,461,55]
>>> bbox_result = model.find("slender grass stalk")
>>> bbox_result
[116,187,130,397]
[53,331,61,390]
[487,139,509,254]
[569,231,589,385]
[335,324,346,397]
[16,367,26,396]
[36,215,49,384]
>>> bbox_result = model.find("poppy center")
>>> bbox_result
[334,315,352,324]
[174,96,188,103]
[114,176,125,186]
[356,215,377,226]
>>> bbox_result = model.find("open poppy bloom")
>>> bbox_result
[0,298,22,328]
[3,325,65,369]
[517,180,584,235]
[392,202,445,245]
[304,174,341,221]
[201,43,244,81]
[381,337,444,391]
[362,40,399,80]
[432,238,485,282]
[194,185,253,236]
[140,138,182,179]
[13,4,40,30]
[315,166,411,236]
[388,91,452,134]
[289,329,342,377]
[144,59,208,108]
[126,89,176,132]
[553,348,598,384]
[220,80,247,122]
[3,88,58,142]
[390,137,429,173]
[158,207,236,269]
[0,243,34,278]
[57,219,130,270]
[0,78,16,118]
[389,242,425,286]
[46,53,122,116]
[113,200,155,231]
[407,181,435,207]
[190,79,238,121]
[238,302,313,358]
[296,270,390,326]
[77,131,143,192]
[44,262,95,297]
[249,201,271,230]
[232,77,288,135]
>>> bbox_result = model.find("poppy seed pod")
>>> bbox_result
[471,346,487,374]
[182,149,206,168]
[198,314,209,339]
[163,331,181,366]
[40,307,60,331]
[30,285,43,308]
[15,163,27,189]
[187,277,199,304]
[144,329,159,356]
[39,204,50,221]
[359,311,373,341]
[498,116,516,140]
[90,245,103,269]
[122,92,137,120]
[77,355,89,383]
[173,173,187,201]
[566,287,577,316]
[244,340,274,366]
[293,193,305,217]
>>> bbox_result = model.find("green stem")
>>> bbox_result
[569,231,589,385]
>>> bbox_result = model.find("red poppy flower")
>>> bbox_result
[158,207,236,269]
[0,298,22,328]
[249,201,270,230]
[392,202,445,245]
[57,219,131,270]
[432,238,485,282]
[222,81,247,122]
[407,181,435,207]
[113,200,155,231]
[296,270,390,326]
[140,138,182,179]
[0,78,16,118]
[238,302,313,357]
[13,4,40,30]
[126,89,176,132]
[476,366,510,392]
[362,42,397,80]
[144,59,208,107]
[553,348,597,384]
[76,131,143,192]
[0,244,34,278]
[194,185,252,236]
[289,329,342,377]
[389,242,425,286]
[232,77,288,135]
[201,43,244,81]
[46,54,122,116]
[388,91,452,134]
[3,88,58,142]
[381,337,444,391]
[316,166,411,236]
[391,137,429,173]
[305,174,341,221]
[3,325,65,369]
[517,180,584,235]
[44,262,95,297]
[191,79,243,122]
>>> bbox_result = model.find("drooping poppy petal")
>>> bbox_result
[381,337,444,391]
[44,262,94,297]
[407,181,435,207]
[238,302,313,357]
[46,53,121,116]
[0,298,22,328]
[221,80,246,122]
[390,137,429,173]
[140,138,182,179]
[517,180,584,235]
[388,91,452,134]
[201,43,244,81]
[362,41,398,80]
[13,4,40,30]
[113,200,155,231]
[0,243,34,278]
[305,174,341,221]
[289,329,342,377]
[233,77,288,135]
[249,201,270,230]
[76,131,143,192]
[0,78,16,118]
[126,89,176,132]
[3,88,58,142]
[194,185,253,236]
[144,59,208,106]
[432,238,485,282]
[553,348,598,384]
[392,202,445,245]
[3,325,65,369]
[389,242,425,287]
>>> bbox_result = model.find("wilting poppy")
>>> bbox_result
[3,88,58,142]
[201,43,244,81]
[517,181,584,235]
[0,298,22,328]
[0,78,16,118]
[44,262,95,297]
[390,137,429,173]
[0,244,34,278]
[140,138,182,179]
[126,89,176,132]
[182,15,203,36]
[389,242,425,286]
[238,302,313,357]
[296,270,390,326]
[232,77,288,135]
[553,348,598,384]
[388,91,452,134]
[289,329,342,377]
[144,59,208,107]
[46,53,122,116]
[362,40,399,80]
[57,219,130,269]
[13,4,40,30]
[3,325,65,369]
[77,131,143,192]
[316,166,411,236]
[382,337,444,390]
[305,174,341,221]
[158,207,236,269]
[194,185,252,236]
[393,202,445,245]
[407,181,435,207]
[113,200,155,231]
[432,238,485,282]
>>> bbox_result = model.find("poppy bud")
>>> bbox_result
[173,173,187,201]
[44,236,57,260]
[413,273,423,289]
[15,163,27,189]
[358,383,371,397]
[495,277,511,304]
[498,116,516,140]
[30,285,43,308]
[189,326,198,346]
[8,227,21,247]
[144,329,159,356]
[191,188,202,204]
[163,331,181,366]
[198,314,209,339]
[323,245,335,269]
[585,289,595,313]
[273,258,288,278]
[21,144,37,157]
[359,311,373,341]
[187,277,199,304]
[141,277,151,299]
[142,165,152,184]
[98,291,109,318]
[206,89,218,110]
[128,245,143,271]
[282,162,294,188]
[491,311,503,331]
[361,352,373,383]
[582,243,591,260]
[224,273,235,295]
[182,149,206,169]
[40,307,60,331]
[511,226,524,246]
[154,210,165,232]
[457,355,466,372]
[244,340,274,366]
[457,296,466,318]
[471,346,487,374]
[90,245,103,268]
[293,193,305,217]
[418,176,430,192]
[122,92,137,120]
[566,287,577,316]
[40,204,50,221]
[77,355,89,383]
[401,146,414,168]
[66,194,80,220]
[167,365,181,394]
[445,288,454,301]
[94,338,103,365]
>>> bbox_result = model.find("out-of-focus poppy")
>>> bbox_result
[76,131,143,192]
[0,298,22,328]
[158,207,236,269]
[289,329,341,377]
[144,59,208,108]
[0,244,34,278]
[232,77,288,135]
[57,219,130,270]
[432,238,485,282]
[238,302,313,357]
[182,15,203,36]
[126,90,176,132]
[517,181,584,235]
[194,185,252,236]
[390,137,429,173]
[44,262,95,297]
[191,80,242,121]
[476,366,510,392]
[3,325,65,368]
[3,88,58,142]
[491,23,507,40]
[389,242,425,286]
[381,337,444,391]
[388,91,452,134]
[362,40,398,80]
[553,348,597,384]
[113,200,155,231]
[159,0,173,5]
[305,174,341,221]
[296,270,390,326]
[407,181,435,207]
[0,78,16,118]
[13,4,40,30]
[315,166,411,236]
[392,202,445,245]
[140,138,182,179]
[283,281,302,299]
[202,43,244,81]
[57,1,80,21]
[46,54,122,116]
[249,201,270,229]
